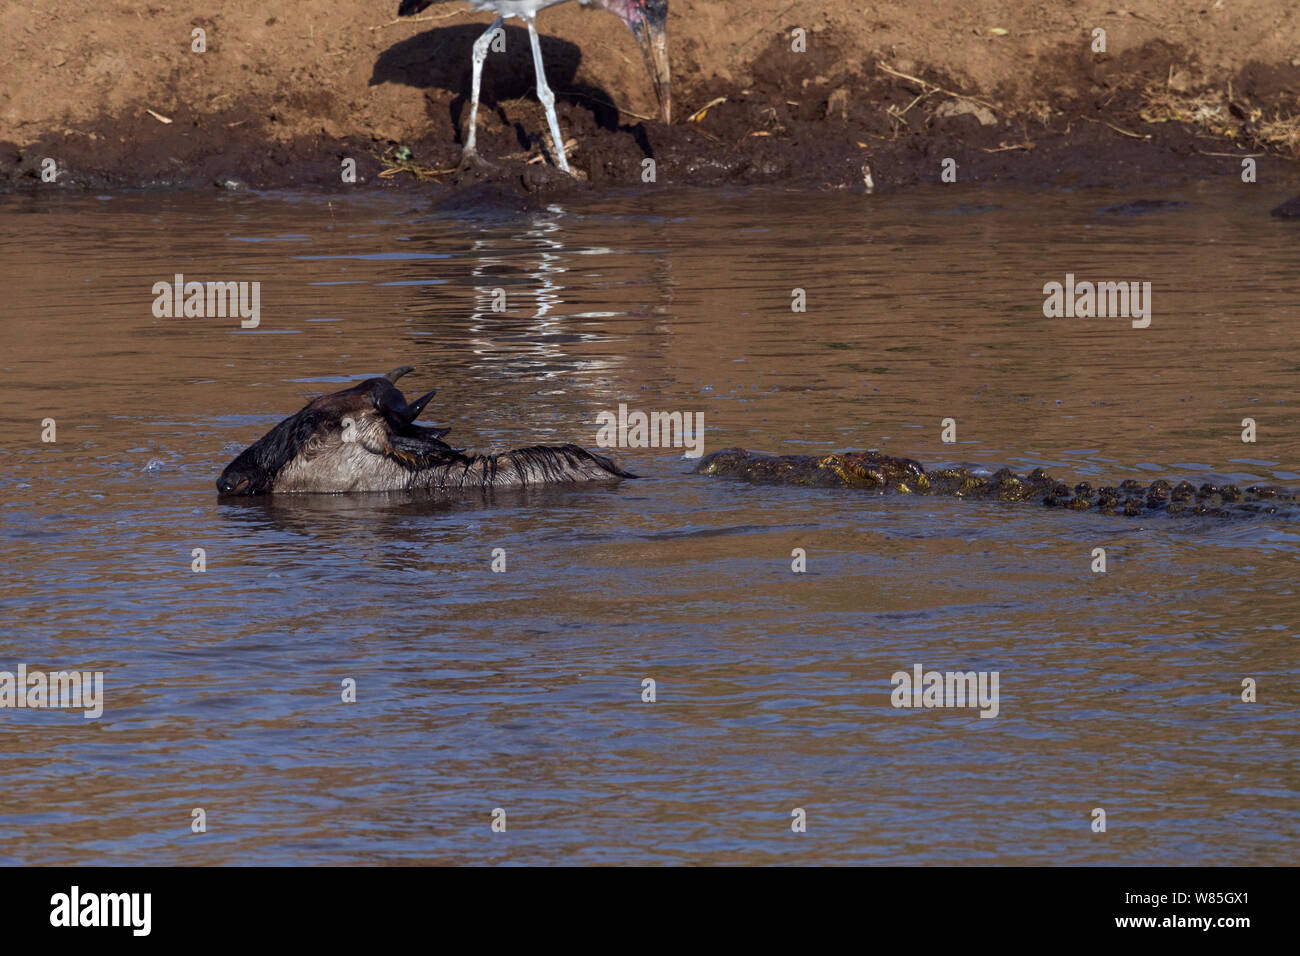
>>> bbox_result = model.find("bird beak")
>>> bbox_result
[629,9,671,123]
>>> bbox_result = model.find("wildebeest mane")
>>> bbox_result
[502,444,636,482]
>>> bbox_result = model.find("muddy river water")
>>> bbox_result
[1,185,1296,864]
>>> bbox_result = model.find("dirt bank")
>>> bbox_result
[1,1,1298,196]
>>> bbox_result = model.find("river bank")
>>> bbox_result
[1,1,1298,196]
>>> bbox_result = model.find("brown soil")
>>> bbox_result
[2,1,1299,197]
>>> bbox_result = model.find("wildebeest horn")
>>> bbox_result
[404,389,436,422]
[385,366,415,383]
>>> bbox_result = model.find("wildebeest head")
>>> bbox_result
[216,367,454,495]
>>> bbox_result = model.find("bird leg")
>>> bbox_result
[462,15,504,169]
[524,15,572,174]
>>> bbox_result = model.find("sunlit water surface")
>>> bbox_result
[1,184,1296,864]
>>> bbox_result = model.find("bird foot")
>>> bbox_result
[457,149,497,174]
[526,138,578,176]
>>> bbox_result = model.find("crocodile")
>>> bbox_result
[694,447,1296,518]
[216,367,634,494]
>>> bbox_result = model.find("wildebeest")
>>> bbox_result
[216,367,634,494]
